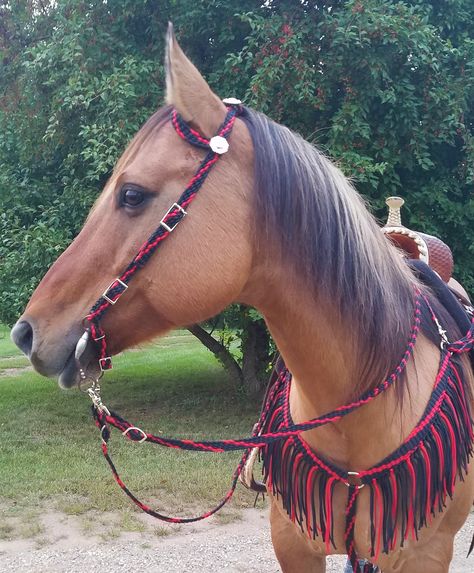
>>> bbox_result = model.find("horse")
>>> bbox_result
[11,25,474,573]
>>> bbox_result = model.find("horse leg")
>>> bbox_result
[270,497,326,573]
[384,532,453,573]
[382,483,473,573]
[380,527,457,573]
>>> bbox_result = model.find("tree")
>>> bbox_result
[216,0,474,291]
[1,1,473,392]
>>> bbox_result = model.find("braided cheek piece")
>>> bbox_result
[84,105,241,370]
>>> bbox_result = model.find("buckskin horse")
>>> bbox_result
[11,25,474,573]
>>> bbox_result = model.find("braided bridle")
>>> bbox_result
[83,102,242,372]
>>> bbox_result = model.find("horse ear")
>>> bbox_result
[165,22,227,137]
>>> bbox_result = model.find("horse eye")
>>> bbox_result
[121,186,145,208]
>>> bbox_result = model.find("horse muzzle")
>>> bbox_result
[10,316,96,387]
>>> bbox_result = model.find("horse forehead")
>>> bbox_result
[126,123,194,174]
[104,124,200,195]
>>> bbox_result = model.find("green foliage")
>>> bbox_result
[0,0,165,323]
[1,0,473,328]
[217,0,474,289]
[216,305,274,384]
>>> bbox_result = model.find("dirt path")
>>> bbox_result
[0,508,472,572]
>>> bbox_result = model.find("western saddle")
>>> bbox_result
[382,196,471,307]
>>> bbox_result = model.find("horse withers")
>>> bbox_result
[11,24,474,573]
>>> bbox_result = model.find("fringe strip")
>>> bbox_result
[261,354,473,568]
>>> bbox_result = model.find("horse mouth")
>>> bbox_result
[58,350,80,388]
[58,338,99,389]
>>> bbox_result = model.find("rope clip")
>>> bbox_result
[87,382,110,416]
[433,315,450,349]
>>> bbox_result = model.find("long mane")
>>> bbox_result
[115,104,466,396]
[240,107,453,394]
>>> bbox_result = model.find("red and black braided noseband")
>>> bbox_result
[85,103,242,370]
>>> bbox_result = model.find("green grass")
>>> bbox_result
[0,323,20,358]
[0,328,261,526]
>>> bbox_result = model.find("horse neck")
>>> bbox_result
[240,260,439,471]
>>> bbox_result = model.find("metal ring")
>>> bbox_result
[344,482,365,490]
[79,375,99,393]
[122,426,147,443]
[344,471,365,489]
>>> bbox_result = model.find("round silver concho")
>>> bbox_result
[209,135,229,154]
[222,97,242,105]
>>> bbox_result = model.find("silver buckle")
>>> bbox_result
[432,314,450,349]
[99,357,112,371]
[102,278,128,305]
[122,426,147,443]
[160,203,187,233]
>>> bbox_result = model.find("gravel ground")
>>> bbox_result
[0,509,472,572]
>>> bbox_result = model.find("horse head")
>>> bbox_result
[11,25,255,387]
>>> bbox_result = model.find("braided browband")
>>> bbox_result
[84,103,242,372]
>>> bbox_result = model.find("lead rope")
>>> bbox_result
[88,293,424,527]
[92,362,287,523]
[87,294,474,571]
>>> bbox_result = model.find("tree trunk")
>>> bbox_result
[241,319,269,396]
[187,324,243,387]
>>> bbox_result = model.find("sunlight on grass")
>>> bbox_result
[0,329,261,525]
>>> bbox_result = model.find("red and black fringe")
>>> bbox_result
[261,352,473,571]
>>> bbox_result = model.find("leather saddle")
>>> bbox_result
[382,197,471,307]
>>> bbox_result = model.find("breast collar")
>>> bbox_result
[260,303,474,573]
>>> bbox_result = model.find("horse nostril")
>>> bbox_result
[11,320,34,357]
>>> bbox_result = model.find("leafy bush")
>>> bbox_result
[1,2,473,387]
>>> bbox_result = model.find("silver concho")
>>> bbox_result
[209,135,229,154]
[222,97,242,105]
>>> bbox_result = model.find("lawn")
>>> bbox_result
[0,326,261,527]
